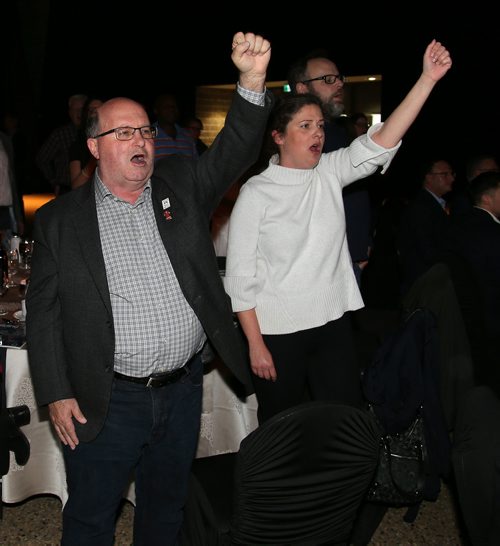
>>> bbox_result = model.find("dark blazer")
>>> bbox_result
[398,188,451,294]
[451,208,500,330]
[449,208,500,392]
[26,92,273,442]
[323,121,372,274]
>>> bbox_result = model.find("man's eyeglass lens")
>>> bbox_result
[93,126,157,140]
[302,74,345,85]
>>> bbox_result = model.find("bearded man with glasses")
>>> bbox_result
[288,52,373,289]
[26,31,272,546]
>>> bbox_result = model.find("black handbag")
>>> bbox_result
[367,406,427,506]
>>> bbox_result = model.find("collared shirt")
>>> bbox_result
[475,205,500,224]
[425,188,448,211]
[235,83,265,106]
[152,85,265,163]
[95,175,205,377]
[153,124,198,162]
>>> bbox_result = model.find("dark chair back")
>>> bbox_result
[181,400,380,545]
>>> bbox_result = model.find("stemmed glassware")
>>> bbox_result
[0,236,33,315]
[5,248,19,288]
[19,239,33,271]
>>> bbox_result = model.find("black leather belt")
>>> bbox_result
[114,365,190,388]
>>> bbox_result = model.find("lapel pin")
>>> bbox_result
[163,210,173,221]
[162,198,171,210]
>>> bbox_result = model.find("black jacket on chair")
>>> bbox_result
[362,308,451,503]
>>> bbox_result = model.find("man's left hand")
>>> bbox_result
[231,32,271,92]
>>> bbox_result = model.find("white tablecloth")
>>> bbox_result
[2,350,258,505]
[198,363,258,457]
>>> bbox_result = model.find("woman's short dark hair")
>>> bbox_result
[269,93,324,135]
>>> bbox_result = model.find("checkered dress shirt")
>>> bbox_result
[95,176,205,377]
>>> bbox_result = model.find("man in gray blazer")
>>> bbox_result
[26,31,272,546]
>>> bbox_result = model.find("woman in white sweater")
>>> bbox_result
[224,40,452,422]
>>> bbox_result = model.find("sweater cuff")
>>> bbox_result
[223,275,259,311]
[350,122,401,174]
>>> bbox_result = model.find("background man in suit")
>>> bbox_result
[451,171,500,546]
[287,51,372,285]
[398,158,455,294]
[450,171,500,384]
[26,31,272,546]
[450,152,499,216]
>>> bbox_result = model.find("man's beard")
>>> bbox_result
[323,100,345,119]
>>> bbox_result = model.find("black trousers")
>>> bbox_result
[452,385,500,545]
[252,313,363,423]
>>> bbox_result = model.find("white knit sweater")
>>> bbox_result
[224,124,400,334]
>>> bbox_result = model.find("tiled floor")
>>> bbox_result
[0,482,467,545]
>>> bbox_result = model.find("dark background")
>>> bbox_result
[4,1,500,192]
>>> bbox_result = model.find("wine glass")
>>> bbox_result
[5,248,19,288]
[19,239,33,270]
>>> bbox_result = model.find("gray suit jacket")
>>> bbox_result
[26,91,272,442]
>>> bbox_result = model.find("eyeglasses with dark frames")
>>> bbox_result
[301,74,346,85]
[92,125,157,141]
[430,171,455,177]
